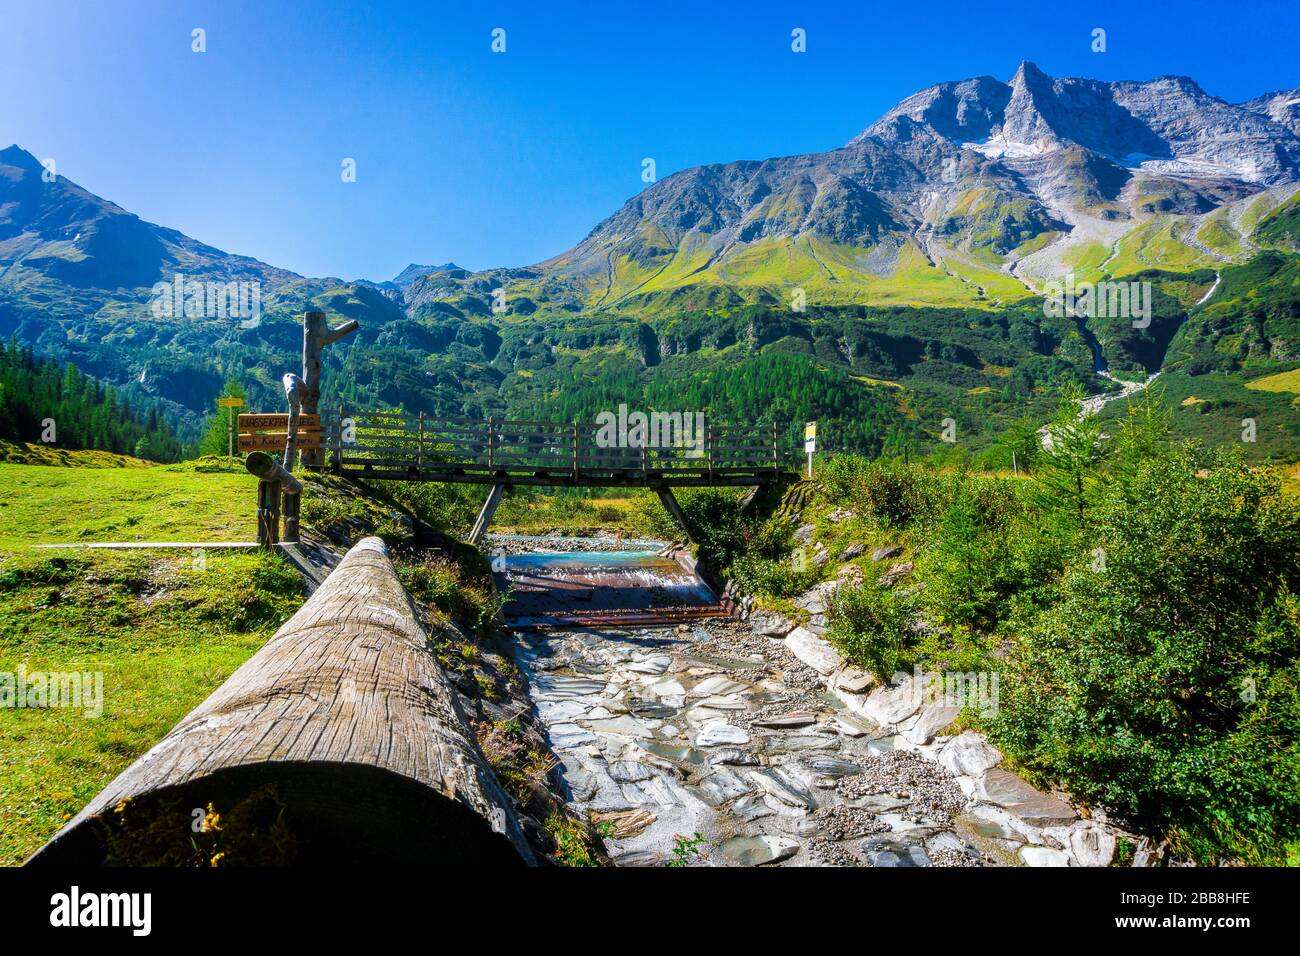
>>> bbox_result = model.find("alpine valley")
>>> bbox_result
[3,62,1299,459]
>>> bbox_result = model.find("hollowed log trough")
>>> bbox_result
[28,537,534,866]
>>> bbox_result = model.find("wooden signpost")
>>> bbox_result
[217,395,244,457]
[237,413,322,452]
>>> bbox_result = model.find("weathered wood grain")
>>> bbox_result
[27,537,534,867]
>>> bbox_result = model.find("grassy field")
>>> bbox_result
[0,456,304,863]
[0,458,261,548]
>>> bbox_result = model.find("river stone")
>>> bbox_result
[862,838,930,867]
[766,733,840,752]
[835,667,877,694]
[709,748,760,766]
[785,627,842,675]
[752,712,817,729]
[548,723,597,749]
[871,544,904,562]
[648,678,685,697]
[1068,823,1117,867]
[695,722,751,747]
[608,760,655,783]
[861,677,925,726]
[626,655,671,675]
[697,769,753,806]
[720,835,800,866]
[697,695,748,711]
[688,675,749,698]
[903,702,961,745]
[1020,845,1071,867]
[750,611,795,638]
[537,699,590,722]
[748,768,816,810]
[534,675,609,698]
[978,769,1077,827]
[583,715,654,739]
[938,731,1003,777]
[801,756,864,779]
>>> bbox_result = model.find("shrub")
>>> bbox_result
[728,554,819,599]
[990,446,1300,863]
[826,577,916,681]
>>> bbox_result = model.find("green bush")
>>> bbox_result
[728,554,819,600]
[826,577,916,681]
[990,447,1300,863]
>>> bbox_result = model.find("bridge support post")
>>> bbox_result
[468,483,506,547]
[655,486,695,545]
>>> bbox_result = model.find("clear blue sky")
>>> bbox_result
[2,0,1297,281]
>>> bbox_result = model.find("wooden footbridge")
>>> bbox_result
[234,312,799,546]
[317,410,793,487]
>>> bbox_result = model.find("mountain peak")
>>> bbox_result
[1011,60,1050,83]
[0,145,42,170]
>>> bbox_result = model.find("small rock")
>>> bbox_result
[750,611,795,638]
[719,834,800,866]
[793,523,815,545]
[879,561,914,587]
[753,712,818,730]
[840,542,867,560]
[748,768,816,810]
[871,544,904,562]
[834,667,877,695]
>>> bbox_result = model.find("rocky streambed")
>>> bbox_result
[498,538,1139,867]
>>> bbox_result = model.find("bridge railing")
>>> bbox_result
[318,410,786,480]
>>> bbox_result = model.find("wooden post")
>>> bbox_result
[772,420,779,475]
[27,537,535,866]
[301,311,359,469]
[417,411,425,471]
[256,480,280,548]
[282,373,302,474]
[487,416,496,470]
[571,422,579,481]
[247,451,303,546]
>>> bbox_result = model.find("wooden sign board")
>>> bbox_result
[239,433,322,452]
[239,414,320,430]
[238,413,323,452]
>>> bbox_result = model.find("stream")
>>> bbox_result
[491,535,986,867]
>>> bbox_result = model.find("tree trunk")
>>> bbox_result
[28,537,534,866]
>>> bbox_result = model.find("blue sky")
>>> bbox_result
[2,0,1297,281]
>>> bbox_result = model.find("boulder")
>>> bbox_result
[1068,823,1117,867]
[978,768,1077,827]
[861,675,926,727]
[834,667,877,695]
[937,731,1003,777]
[750,611,795,638]
[719,834,800,866]
[902,702,961,745]
[785,627,842,675]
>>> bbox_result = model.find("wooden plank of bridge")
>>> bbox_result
[27,536,534,867]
